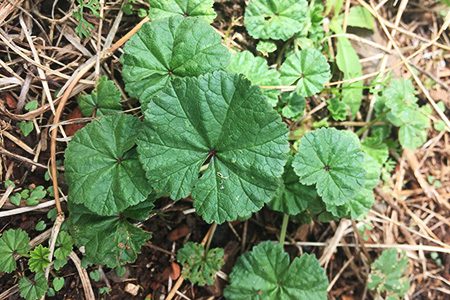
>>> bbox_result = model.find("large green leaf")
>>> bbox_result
[227,50,281,106]
[68,201,154,268]
[0,229,30,273]
[78,75,122,116]
[280,48,331,97]
[292,128,366,207]
[177,241,224,286]
[19,273,48,300]
[137,71,289,224]
[121,16,229,109]
[65,114,152,216]
[269,157,319,215]
[224,241,328,300]
[244,0,308,41]
[148,0,216,23]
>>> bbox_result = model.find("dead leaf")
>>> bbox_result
[168,224,190,241]
[64,107,85,136]
[170,262,181,280]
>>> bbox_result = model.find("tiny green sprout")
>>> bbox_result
[89,270,101,282]
[4,179,15,189]
[19,121,34,137]
[24,100,38,111]
[52,277,65,292]
[35,221,47,232]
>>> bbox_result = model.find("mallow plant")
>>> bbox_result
[59,0,386,298]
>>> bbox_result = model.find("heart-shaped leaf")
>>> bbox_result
[64,114,152,216]
[137,71,289,223]
[121,16,229,110]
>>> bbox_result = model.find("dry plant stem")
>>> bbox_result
[69,252,95,300]
[0,199,58,218]
[327,256,354,292]
[319,219,352,266]
[166,224,218,300]
[0,146,51,170]
[43,214,64,280]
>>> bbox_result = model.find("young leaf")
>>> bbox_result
[19,121,34,137]
[78,75,122,116]
[280,92,306,119]
[0,229,30,273]
[52,277,65,292]
[227,50,281,106]
[24,100,38,111]
[368,249,410,299]
[292,127,366,207]
[137,71,289,224]
[68,201,153,268]
[256,40,277,55]
[280,48,331,97]
[29,244,51,273]
[148,0,216,23]
[224,241,328,299]
[327,97,348,121]
[244,0,308,41]
[19,273,48,300]
[269,157,320,215]
[65,114,152,216]
[121,16,229,110]
[176,241,224,286]
[35,220,46,232]
[54,231,74,271]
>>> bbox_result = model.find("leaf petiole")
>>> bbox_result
[279,213,289,245]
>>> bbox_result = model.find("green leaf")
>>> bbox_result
[25,100,38,111]
[256,40,277,55]
[224,241,328,299]
[227,50,281,106]
[176,241,224,286]
[148,0,216,23]
[122,16,229,110]
[19,273,48,300]
[9,193,21,206]
[29,244,51,273]
[52,277,64,292]
[19,121,34,137]
[54,231,74,271]
[280,48,331,97]
[332,28,363,117]
[244,0,308,41]
[0,229,30,273]
[269,157,320,215]
[35,221,47,232]
[368,249,410,298]
[68,201,153,268]
[327,97,347,121]
[65,114,152,216]
[382,79,431,149]
[293,128,366,207]
[280,92,305,119]
[78,75,122,117]
[137,71,289,224]
[27,186,47,206]
[347,6,374,30]
[325,0,344,16]
[361,136,389,165]
[89,270,101,282]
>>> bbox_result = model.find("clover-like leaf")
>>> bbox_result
[137,71,289,224]
[227,51,281,106]
[122,16,229,109]
[244,0,308,41]
[65,114,152,216]
[29,244,51,273]
[68,200,154,268]
[177,241,224,286]
[148,0,216,23]
[78,75,122,117]
[19,273,48,300]
[280,48,331,97]
[293,128,366,207]
[269,157,319,215]
[0,229,30,273]
[224,241,328,299]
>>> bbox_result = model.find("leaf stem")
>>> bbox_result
[279,213,289,246]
